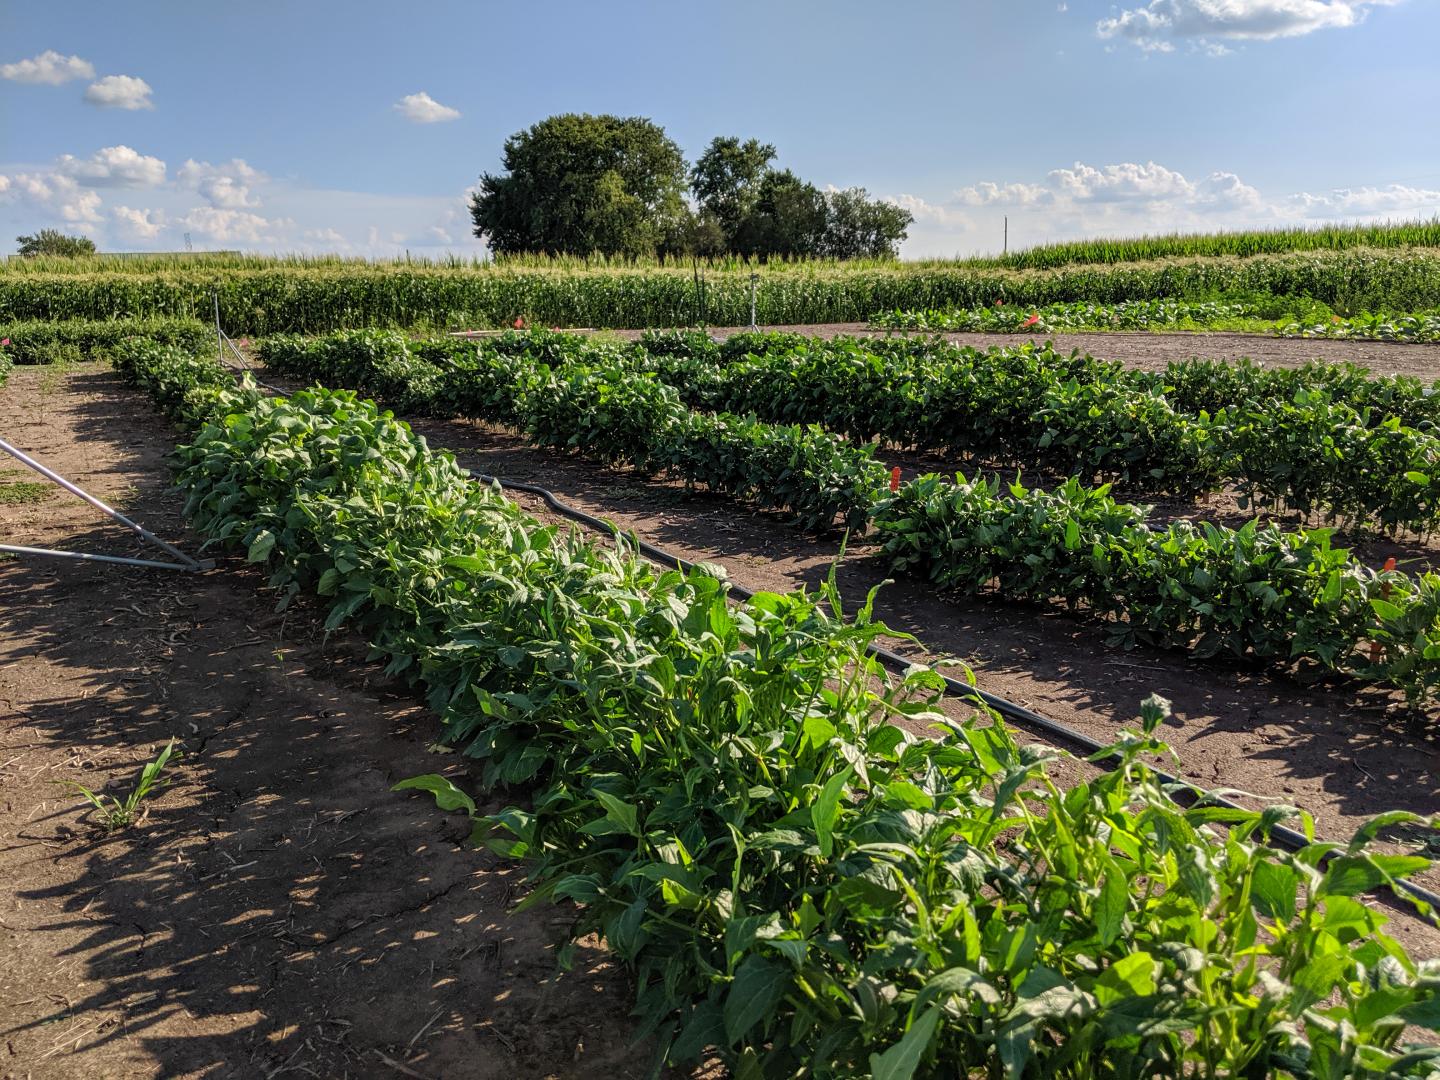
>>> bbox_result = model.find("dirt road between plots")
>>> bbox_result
[398,410,1440,947]
[594,323,1440,378]
[0,365,669,1080]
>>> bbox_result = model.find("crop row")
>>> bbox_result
[950,219,1440,271]
[0,316,213,366]
[870,302,1440,344]
[1284,313,1440,344]
[4,247,1440,333]
[256,330,883,531]
[875,473,1440,705]
[870,299,1274,334]
[252,328,1440,705]
[636,331,1440,532]
[109,334,1440,1077]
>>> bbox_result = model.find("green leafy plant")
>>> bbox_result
[60,738,180,831]
[111,334,1440,1075]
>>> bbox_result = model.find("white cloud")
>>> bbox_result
[1048,161,1196,201]
[83,74,154,110]
[56,145,166,188]
[111,205,168,241]
[394,91,461,124]
[177,158,265,208]
[177,206,294,245]
[1281,184,1440,218]
[1,50,95,85]
[883,159,1428,256]
[886,193,973,230]
[1097,0,1402,53]
[0,170,103,226]
[955,181,1053,207]
[304,227,346,244]
[949,161,1261,212]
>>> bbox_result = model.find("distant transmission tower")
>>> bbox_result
[184,232,193,252]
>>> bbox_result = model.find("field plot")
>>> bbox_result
[641,323,1440,378]
[0,366,677,1079]
[7,314,1440,1077]
[395,402,1440,880]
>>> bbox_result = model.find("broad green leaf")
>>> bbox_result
[723,955,789,1044]
[868,1005,941,1080]
[246,529,276,562]
[391,773,476,816]
[811,766,852,859]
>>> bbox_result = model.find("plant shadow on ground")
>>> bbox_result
[412,416,1440,869]
[0,369,672,1080]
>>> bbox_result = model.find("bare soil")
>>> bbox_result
[0,366,667,1080]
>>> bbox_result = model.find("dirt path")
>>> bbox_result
[0,366,660,1080]
[400,413,1440,951]
[593,324,1440,379]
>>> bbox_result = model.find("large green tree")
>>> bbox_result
[469,114,688,257]
[734,170,828,260]
[689,137,775,242]
[820,188,913,259]
[15,229,97,257]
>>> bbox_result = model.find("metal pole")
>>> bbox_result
[0,544,209,572]
[749,272,759,332]
[214,291,223,368]
[1004,216,1008,256]
[0,437,207,570]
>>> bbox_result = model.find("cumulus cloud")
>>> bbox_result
[1097,0,1402,53]
[889,157,1438,257]
[885,193,973,229]
[111,205,168,241]
[1281,184,1440,217]
[394,91,461,124]
[178,206,293,244]
[56,145,166,188]
[954,181,1053,207]
[304,227,346,244]
[84,74,154,110]
[0,170,103,226]
[1,50,95,84]
[177,158,265,208]
[949,161,1260,212]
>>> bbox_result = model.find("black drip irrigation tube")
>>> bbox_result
[478,472,1440,925]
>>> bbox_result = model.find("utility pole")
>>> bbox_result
[1003,216,1008,256]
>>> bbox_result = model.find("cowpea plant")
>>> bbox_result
[872,472,1440,705]
[258,330,885,532]
[114,335,1440,1077]
[868,298,1275,334]
[635,332,1440,530]
[0,316,212,365]
[1284,313,1440,344]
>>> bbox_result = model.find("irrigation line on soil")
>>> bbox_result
[476,472,1440,925]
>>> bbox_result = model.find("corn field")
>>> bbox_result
[2,247,1438,334]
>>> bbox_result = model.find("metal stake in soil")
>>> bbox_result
[0,437,212,573]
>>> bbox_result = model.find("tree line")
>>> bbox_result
[469,114,913,261]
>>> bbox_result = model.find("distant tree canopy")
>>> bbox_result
[469,114,688,258]
[15,229,97,257]
[470,118,911,261]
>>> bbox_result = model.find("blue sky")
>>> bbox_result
[2,0,1437,258]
